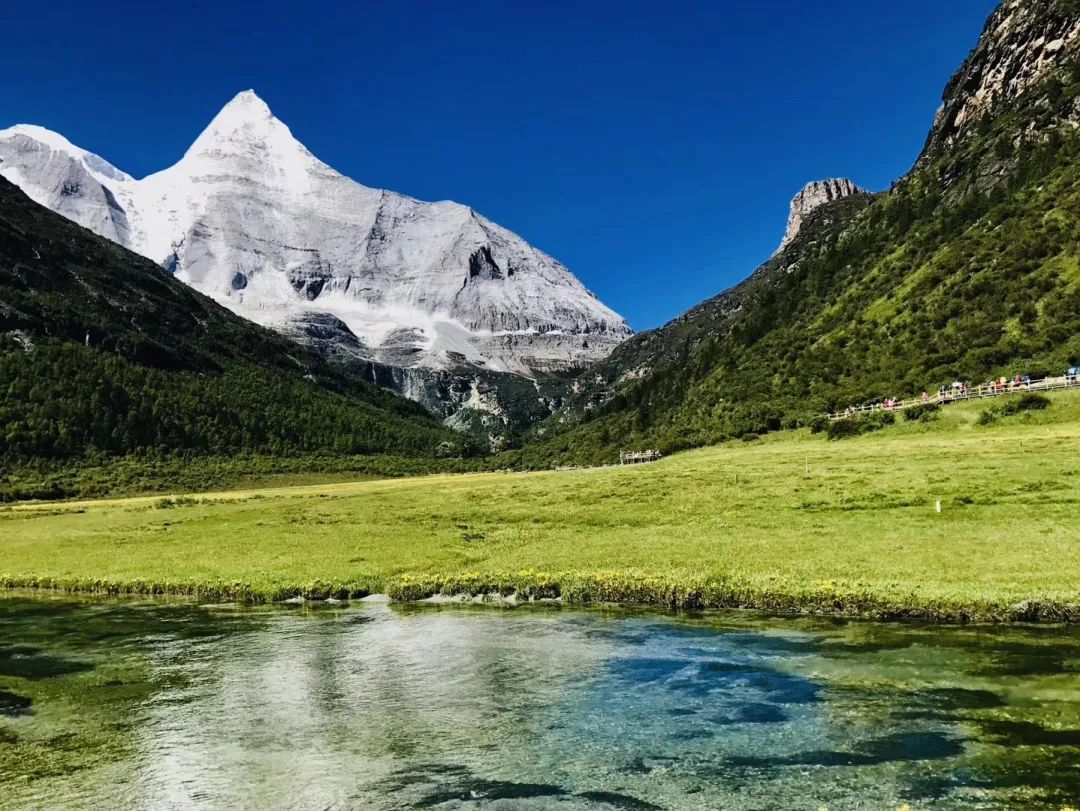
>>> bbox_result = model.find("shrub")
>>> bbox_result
[808,414,830,434]
[154,495,199,509]
[826,410,895,440]
[860,411,896,432]
[979,392,1051,426]
[826,419,863,440]
[1000,392,1051,415]
[904,403,941,422]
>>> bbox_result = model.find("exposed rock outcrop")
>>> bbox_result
[776,179,867,254]
[921,0,1080,163]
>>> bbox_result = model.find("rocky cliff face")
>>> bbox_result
[776,179,867,254]
[921,0,1080,164]
[0,92,631,440]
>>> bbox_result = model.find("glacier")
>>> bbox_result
[0,91,631,381]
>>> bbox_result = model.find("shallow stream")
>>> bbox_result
[1,594,1078,809]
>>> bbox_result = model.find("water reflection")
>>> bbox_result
[1,595,1078,809]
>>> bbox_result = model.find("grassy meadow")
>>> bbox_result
[2,389,1080,621]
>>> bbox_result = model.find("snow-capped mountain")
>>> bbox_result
[0,91,630,381]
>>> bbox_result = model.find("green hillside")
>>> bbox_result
[0,177,477,497]
[521,0,1080,466]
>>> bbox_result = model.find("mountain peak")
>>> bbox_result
[181,89,314,174]
[777,178,866,254]
[219,89,273,121]
[196,90,277,140]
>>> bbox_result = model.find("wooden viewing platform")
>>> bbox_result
[620,450,663,465]
[827,375,1080,421]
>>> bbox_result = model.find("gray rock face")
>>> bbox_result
[0,129,133,246]
[923,0,1080,159]
[283,309,559,443]
[777,179,866,254]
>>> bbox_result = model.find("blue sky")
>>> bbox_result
[3,0,997,330]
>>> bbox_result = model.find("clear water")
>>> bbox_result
[1,594,1078,810]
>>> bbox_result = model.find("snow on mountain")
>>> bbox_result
[0,91,631,377]
[0,124,135,246]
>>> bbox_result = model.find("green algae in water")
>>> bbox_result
[1,594,1079,809]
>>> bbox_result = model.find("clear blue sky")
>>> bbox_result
[3,0,998,331]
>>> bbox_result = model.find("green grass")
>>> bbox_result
[3,389,1080,622]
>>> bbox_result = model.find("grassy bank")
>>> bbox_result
[3,390,1079,622]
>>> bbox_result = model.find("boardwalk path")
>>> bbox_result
[828,375,1079,421]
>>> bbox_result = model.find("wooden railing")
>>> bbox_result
[619,450,663,465]
[827,376,1080,421]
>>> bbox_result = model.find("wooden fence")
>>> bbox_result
[828,375,1080,422]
